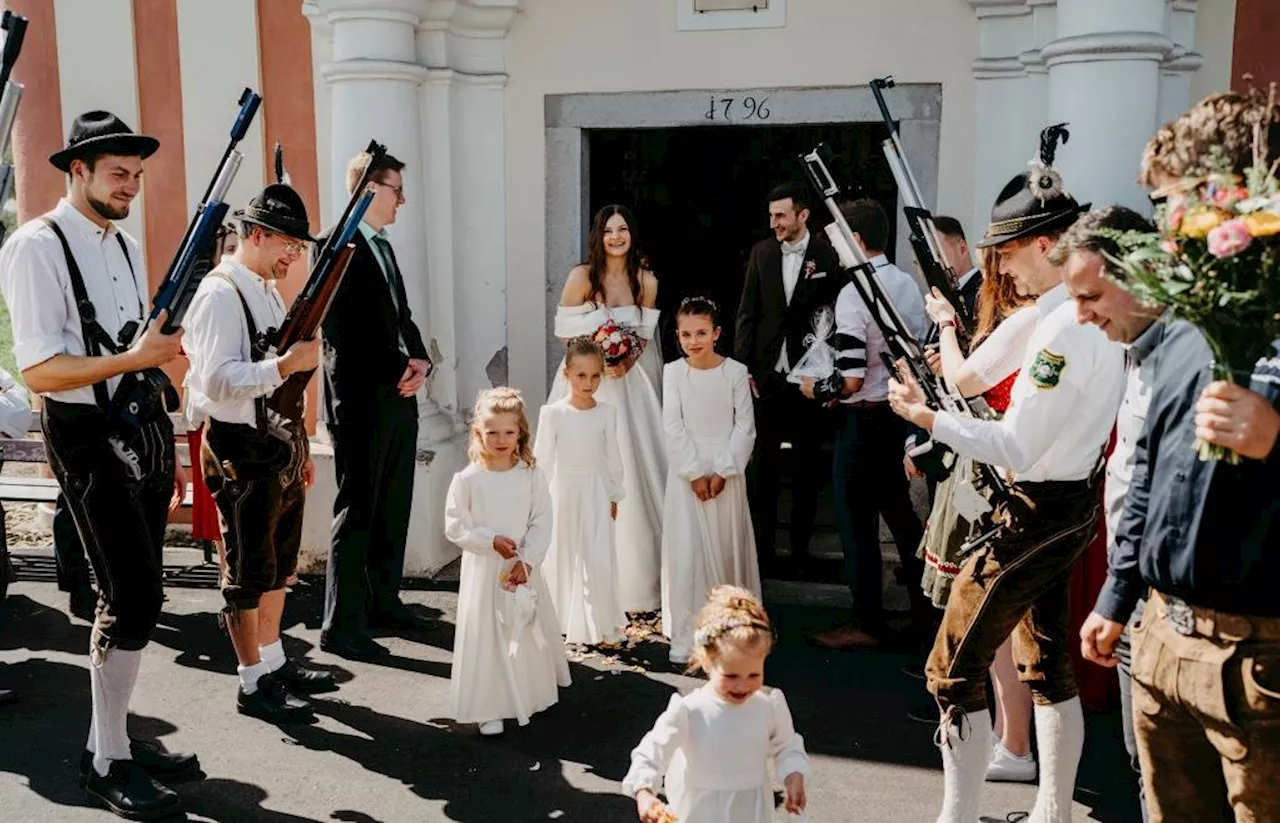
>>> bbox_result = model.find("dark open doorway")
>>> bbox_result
[587,122,896,360]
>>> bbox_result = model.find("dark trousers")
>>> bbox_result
[41,399,173,654]
[831,403,926,626]
[202,420,307,612]
[1117,597,1149,823]
[53,492,91,592]
[323,393,418,635]
[927,478,1100,712]
[748,377,828,566]
[1131,591,1280,823]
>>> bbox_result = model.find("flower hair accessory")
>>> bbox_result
[693,617,770,649]
[679,295,718,311]
[1027,123,1071,204]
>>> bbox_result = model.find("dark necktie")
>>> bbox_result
[371,234,402,312]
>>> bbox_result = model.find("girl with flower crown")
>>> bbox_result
[623,586,810,823]
[444,388,571,736]
[659,297,760,665]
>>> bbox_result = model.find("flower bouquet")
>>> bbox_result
[593,317,642,369]
[1103,96,1280,462]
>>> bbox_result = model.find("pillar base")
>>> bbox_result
[299,431,466,578]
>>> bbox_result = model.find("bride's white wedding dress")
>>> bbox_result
[549,303,667,612]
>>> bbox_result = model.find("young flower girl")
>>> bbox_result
[660,297,761,664]
[623,586,810,822]
[444,388,571,736]
[534,338,628,646]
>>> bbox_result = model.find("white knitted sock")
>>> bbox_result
[259,640,286,673]
[936,706,991,823]
[237,661,272,695]
[1029,697,1084,823]
[89,648,142,777]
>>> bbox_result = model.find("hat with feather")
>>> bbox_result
[977,124,1090,248]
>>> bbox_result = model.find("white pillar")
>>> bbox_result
[312,0,454,445]
[1042,0,1172,212]
[1160,0,1204,126]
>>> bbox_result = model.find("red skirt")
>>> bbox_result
[186,427,222,541]
[1068,429,1119,711]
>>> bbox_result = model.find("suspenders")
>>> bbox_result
[209,271,271,435]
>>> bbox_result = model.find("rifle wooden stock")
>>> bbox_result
[267,242,357,421]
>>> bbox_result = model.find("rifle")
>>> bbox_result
[108,88,261,457]
[871,76,973,346]
[0,10,28,245]
[799,144,1006,550]
[264,139,384,423]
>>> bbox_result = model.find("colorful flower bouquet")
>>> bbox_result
[1103,101,1280,462]
[593,318,642,369]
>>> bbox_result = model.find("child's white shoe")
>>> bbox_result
[986,739,1036,782]
[478,720,504,736]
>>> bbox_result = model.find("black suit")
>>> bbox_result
[734,232,844,569]
[319,228,428,636]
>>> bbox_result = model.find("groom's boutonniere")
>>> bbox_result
[803,260,817,279]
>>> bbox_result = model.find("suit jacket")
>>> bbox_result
[733,232,844,383]
[319,228,428,425]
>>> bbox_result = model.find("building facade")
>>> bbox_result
[5,0,1272,573]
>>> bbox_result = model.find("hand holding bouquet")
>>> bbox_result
[1103,86,1280,462]
[593,317,642,372]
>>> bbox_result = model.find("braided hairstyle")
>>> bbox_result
[467,387,535,469]
[689,585,773,674]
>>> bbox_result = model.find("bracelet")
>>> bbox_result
[939,319,957,331]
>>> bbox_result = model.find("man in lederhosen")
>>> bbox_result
[887,128,1126,823]
[0,112,198,819]
[184,183,336,723]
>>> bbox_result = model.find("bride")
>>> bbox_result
[549,205,666,613]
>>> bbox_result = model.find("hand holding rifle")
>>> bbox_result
[127,311,185,371]
[277,337,321,378]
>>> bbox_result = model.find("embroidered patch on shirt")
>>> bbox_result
[1030,349,1066,389]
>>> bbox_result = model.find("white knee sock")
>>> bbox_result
[89,648,142,777]
[238,661,272,694]
[1029,697,1084,823]
[936,706,991,823]
[259,640,286,673]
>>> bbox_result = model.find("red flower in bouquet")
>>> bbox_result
[592,318,640,368]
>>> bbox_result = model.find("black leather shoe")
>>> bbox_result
[80,740,200,783]
[69,585,97,622]
[237,672,313,724]
[275,658,339,694]
[320,630,390,660]
[84,759,182,820]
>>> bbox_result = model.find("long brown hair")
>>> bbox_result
[467,388,535,469]
[583,204,644,306]
[972,246,1032,348]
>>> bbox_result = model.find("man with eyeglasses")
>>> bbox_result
[319,150,433,659]
[185,183,336,724]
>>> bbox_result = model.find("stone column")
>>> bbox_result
[311,0,454,445]
[1160,0,1204,126]
[1043,0,1172,212]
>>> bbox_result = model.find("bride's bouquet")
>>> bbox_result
[593,317,642,368]
[1103,90,1280,463]
[786,306,838,385]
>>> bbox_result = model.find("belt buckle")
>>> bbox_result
[1166,596,1196,636]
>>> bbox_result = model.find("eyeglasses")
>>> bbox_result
[373,180,405,202]
[265,231,307,254]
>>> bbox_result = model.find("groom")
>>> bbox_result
[735,181,843,578]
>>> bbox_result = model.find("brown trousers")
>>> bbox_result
[926,476,1102,713]
[1131,591,1280,822]
[202,419,308,612]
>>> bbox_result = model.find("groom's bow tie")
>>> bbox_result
[781,242,806,256]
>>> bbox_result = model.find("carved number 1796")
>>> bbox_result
[705,95,771,121]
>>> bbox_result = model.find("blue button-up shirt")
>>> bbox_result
[1095,318,1280,621]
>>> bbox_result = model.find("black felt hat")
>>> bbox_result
[977,124,1090,248]
[49,111,160,172]
[233,184,315,243]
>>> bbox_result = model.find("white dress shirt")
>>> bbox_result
[184,259,287,427]
[1103,315,1162,549]
[833,255,928,404]
[774,230,810,373]
[931,284,1125,482]
[0,198,147,406]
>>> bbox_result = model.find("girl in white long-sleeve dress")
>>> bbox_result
[623,586,810,823]
[534,338,628,645]
[550,204,667,613]
[660,297,761,664]
[444,388,571,736]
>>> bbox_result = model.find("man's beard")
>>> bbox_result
[87,192,129,221]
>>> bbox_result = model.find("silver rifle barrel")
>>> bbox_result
[0,80,24,159]
[882,138,948,265]
[208,150,243,204]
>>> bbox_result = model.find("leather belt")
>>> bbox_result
[1152,590,1280,642]
[843,399,887,410]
